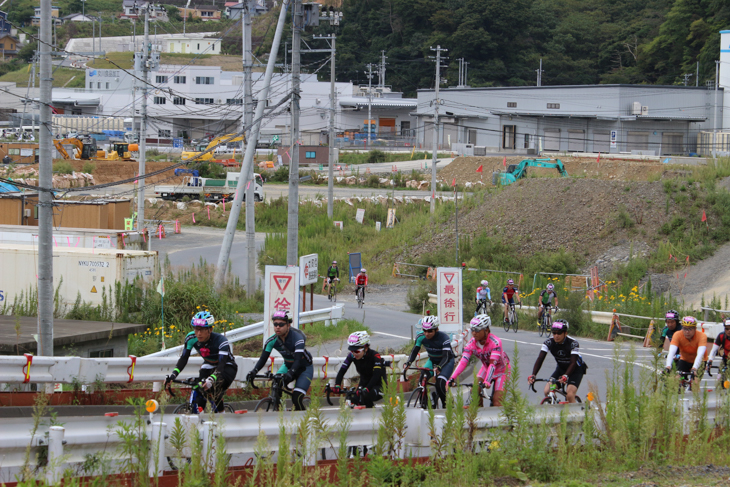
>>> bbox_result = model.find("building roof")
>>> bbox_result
[196,5,219,9]
[339,97,417,109]
[419,83,714,93]
[0,181,19,193]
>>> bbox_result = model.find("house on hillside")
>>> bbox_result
[30,6,60,26]
[120,0,169,21]
[226,1,267,19]
[0,34,20,60]
[61,13,95,23]
[180,5,221,21]
[166,36,221,54]
[0,11,11,35]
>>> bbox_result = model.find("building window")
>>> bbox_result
[173,97,186,105]
[154,96,166,104]
[155,75,168,83]
[89,82,93,89]
[212,44,215,51]
[305,151,316,159]
[503,125,516,149]
[8,148,19,155]
[507,102,517,108]
[105,82,109,89]
[547,103,560,109]
[195,76,214,85]
[97,82,101,88]
[0,43,4,49]
[227,98,243,105]
[174,76,186,84]
[197,43,200,50]
[195,98,214,104]
[90,349,114,358]
[158,129,171,138]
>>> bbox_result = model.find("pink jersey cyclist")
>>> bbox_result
[450,315,511,394]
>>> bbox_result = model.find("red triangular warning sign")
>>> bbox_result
[272,274,293,293]
[443,273,455,283]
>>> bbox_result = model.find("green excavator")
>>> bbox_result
[494,158,569,186]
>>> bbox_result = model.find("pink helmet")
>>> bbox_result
[507,279,514,285]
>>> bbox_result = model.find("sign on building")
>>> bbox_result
[437,267,463,334]
[173,138,183,149]
[610,130,618,148]
[263,265,300,341]
[299,253,318,285]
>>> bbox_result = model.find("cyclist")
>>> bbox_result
[449,314,510,407]
[706,319,730,375]
[246,310,313,410]
[536,283,559,326]
[333,331,386,407]
[355,268,368,302]
[659,309,682,351]
[502,278,521,323]
[164,310,238,413]
[475,280,492,314]
[404,315,455,408]
[665,316,707,380]
[322,260,340,294]
[528,320,587,403]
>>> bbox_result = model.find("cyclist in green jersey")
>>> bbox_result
[537,283,558,326]
[404,315,455,408]
[322,260,340,294]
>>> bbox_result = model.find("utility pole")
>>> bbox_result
[311,34,336,218]
[714,60,719,158]
[137,6,149,233]
[243,0,256,293]
[696,61,699,87]
[215,0,290,289]
[39,0,53,359]
[464,60,469,87]
[429,45,447,214]
[682,73,692,86]
[536,58,543,87]
[379,50,387,88]
[286,0,302,266]
[365,63,375,148]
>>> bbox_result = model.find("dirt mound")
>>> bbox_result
[411,177,679,263]
[439,156,673,187]
[23,161,186,186]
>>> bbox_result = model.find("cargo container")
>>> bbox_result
[0,244,158,308]
[0,225,150,250]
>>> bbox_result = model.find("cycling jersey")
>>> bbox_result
[502,286,518,303]
[173,331,237,378]
[451,334,510,389]
[356,274,368,286]
[327,266,339,279]
[407,331,455,369]
[660,323,682,344]
[540,336,584,368]
[667,330,708,369]
[254,327,313,378]
[335,348,386,390]
[709,332,730,362]
[476,286,491,301]
[539,290,557,306]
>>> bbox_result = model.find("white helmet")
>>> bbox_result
[347,331,370,350]
[470,314,491,332]
[361,268,366,273]
[420,315,440,330]
[481,280,488,287]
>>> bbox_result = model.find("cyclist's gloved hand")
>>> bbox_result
[165,371,178,386]
[404,361,412,370]
[245,370,257,384]
[282,371,295,384]
[201,377,215,390]
[527,375,536,384]
[559,375,568,384]
[332,385,341,394]
[448,378,456,388]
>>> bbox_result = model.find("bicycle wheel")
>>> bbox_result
[540,396,556,405]
[407,388,424,408]
[333,286,337,303]
[513,309,518,332]
[173,403,195,414]
[222,403,234,413]
[574,396,582,404]
[503,315,510,332]
[539,317,546,337]
[254,397,279,412]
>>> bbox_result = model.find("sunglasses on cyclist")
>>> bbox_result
[552,331,565,335]
[272,321,288,328]
[351,347,365,353]
[423,329,436,333]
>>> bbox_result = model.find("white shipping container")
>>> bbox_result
[0,225,150,251]
[0,244,158,308]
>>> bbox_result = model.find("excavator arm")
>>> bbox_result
[53,138,84,160]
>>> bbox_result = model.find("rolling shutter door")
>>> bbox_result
[568,130,584,152]
[661,133,683,155]
[593,132,610,153]
[544,129,560,151]
[627,132,649,152]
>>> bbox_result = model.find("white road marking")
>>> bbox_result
[373,331,411,340]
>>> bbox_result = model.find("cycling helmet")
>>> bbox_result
[470,314,491,332]
[347,331,370,350]
[272,310,292,323]
[332,260,337,265]
[724,319,730,328]
[551,320,569,333]
[481,280,488,287]
[420,315,440,330]
[191,310,215,328]
[546,283,554,291]
[665,309,679,322]
[681,316,697,328]
[360,268,366,273]
[507,279,515,285]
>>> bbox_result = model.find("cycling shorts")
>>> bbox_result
[327,276,337,283]
[550,365,583,389]
[276,363,314,394]
[422,358,455,382]
[502,297,515,304]
[676,359,693,375]
[477,364,511,391]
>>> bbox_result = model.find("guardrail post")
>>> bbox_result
[152,381,161,392]
[148,421,167,478]
[46,426,65,486]
[202,421,217,473]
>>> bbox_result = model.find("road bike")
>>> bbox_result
[404,365,442,409]
[538,306,556,337]
[248,371,311,412]
[459,379,498,407]
[325,384,367,408]
[327,278,339,302]
[529,377,582,404]
[504,302,519,332]
[475,299,491,316]
[165,376,234,414]
[356,285,365,308]
[708,362,730,389]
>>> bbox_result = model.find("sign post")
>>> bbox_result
[299,254,318,312]
[264,266,300,342]
[437,267,463,334]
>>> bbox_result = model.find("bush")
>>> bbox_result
[53,161,74,174]
[81,162,96,174]
[366,150,387,164]
[265,165,289,183]
[197,162,226,179]
[406,280,436,313]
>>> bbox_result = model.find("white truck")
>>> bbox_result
[154,172,264,202]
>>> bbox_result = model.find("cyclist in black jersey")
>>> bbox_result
[536,283,559,326]
[164,310,238,413]
[333,331,387,407]
[659,309,682,351]
[246,310,313,410]
[404,315,455,408]
[527,320,586,403]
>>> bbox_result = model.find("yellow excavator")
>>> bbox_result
[53,137,98,160]
[98,143,138,160]
[181,133,245,165]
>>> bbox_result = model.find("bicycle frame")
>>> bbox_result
[404,365,439,409]
[529,377,577,404]
[325,384,364,407]
[166,377,225,413]
[249,372,293,410]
